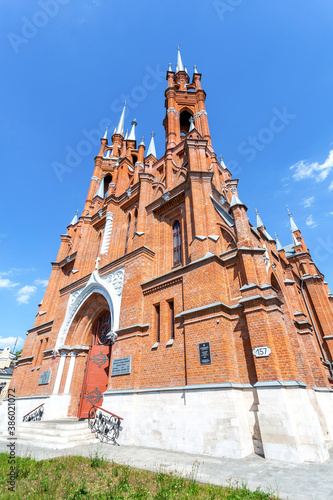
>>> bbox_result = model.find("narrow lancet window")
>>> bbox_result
[173,220,182,266]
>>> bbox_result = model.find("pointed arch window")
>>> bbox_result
[104,174,112,198]
[124,213,131,254]
[133,209,138,237]
[173,220,182,266]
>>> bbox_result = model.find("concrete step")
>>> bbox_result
[16,430,95,444]
[1,419,99,449]
[20,420,89,431]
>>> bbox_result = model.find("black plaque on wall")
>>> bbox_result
[111,356,131,376]
[199,342,211,365]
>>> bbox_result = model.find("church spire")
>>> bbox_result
[96,178,104,198]
[255,209,264,228]
[69,209,79,226]
[103,127,108,140]
[147,132,157,157]
[128,119,137,141]
[116,102,127,135]
[275,233,283,251]
[176,45,184,73]
[287,206,299,232]
[189,116,195,131]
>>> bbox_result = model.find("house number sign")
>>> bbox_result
[253,347,271,358]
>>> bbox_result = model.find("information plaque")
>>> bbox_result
[199,342,211,365]
[111,356,131,376]
[38,370,51,385]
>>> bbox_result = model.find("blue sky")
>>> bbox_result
[1,0,332,351]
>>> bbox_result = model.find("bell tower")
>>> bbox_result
[163,47,212,149]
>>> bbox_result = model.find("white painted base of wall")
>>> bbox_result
[256,384,329,463]
[103,384,332,464]
[1,384,332,464]
[103,386,257,460]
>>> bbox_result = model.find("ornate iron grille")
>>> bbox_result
[88,405,123,445]
[23,403,44,422]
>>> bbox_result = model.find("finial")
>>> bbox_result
[185,65,188,74]
[147,132,157,157]
[255,209,264,228]
[286,205,299,232]
[275,233,283,251]
[96,178,104,198]
[116,102,127,135]
[193,65,198,74]
[168,63,172,71]
[128,119,137,141]
[140,136,145,146]
[176,44,184,72]
[70,209,79,226]
[219,155,227,169]
[103,127,108,139]
[189,116,195,131]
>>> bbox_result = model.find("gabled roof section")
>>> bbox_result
[283,243,296,257]
[210,195,235,227]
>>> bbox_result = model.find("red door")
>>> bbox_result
[78,312,111,418]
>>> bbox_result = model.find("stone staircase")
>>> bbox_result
[3,420,98,449]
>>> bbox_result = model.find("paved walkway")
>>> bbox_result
[1,439,333,499]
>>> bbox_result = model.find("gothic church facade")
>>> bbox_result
[4,49,333,463]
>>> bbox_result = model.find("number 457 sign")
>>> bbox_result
[253,346,271,358]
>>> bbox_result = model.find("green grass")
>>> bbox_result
[0,453,279,499]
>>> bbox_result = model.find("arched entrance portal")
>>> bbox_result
[78,309,112,418]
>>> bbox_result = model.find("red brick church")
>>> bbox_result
[5,49,333,463]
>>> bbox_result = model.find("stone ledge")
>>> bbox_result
[104,382,254,396]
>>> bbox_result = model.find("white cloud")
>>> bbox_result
[291,149,333,183]
[0,336,24,349]
[329,181,333,191]
[34,279,48,287]
[303,196,315,208]
[0,277,19,289]
[17,285,37,305]
[305,214,318,228]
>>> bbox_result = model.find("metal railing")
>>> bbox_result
[88,405,123,445]
[22,403,44,422]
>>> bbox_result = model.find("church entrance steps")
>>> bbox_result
[2,420,98,450]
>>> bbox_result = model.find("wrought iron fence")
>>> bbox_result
[22,403,44,422]
[88,404,123,445]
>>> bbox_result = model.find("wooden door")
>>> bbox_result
[78,312,111,418]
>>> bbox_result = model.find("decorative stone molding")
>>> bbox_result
[91,176,101,182]
[194,110,207,118]
[166,107,180,116]
[100,212,114,255]
[55,267,125,350]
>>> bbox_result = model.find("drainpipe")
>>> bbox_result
[301,277,332,374]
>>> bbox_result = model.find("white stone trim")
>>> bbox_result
[54,268,125,350]
[63,351,78,395]
[52,351,67,395]
[100,212,114,255]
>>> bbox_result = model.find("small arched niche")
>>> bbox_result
[180,110,193,136]
[104,174,112,197]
